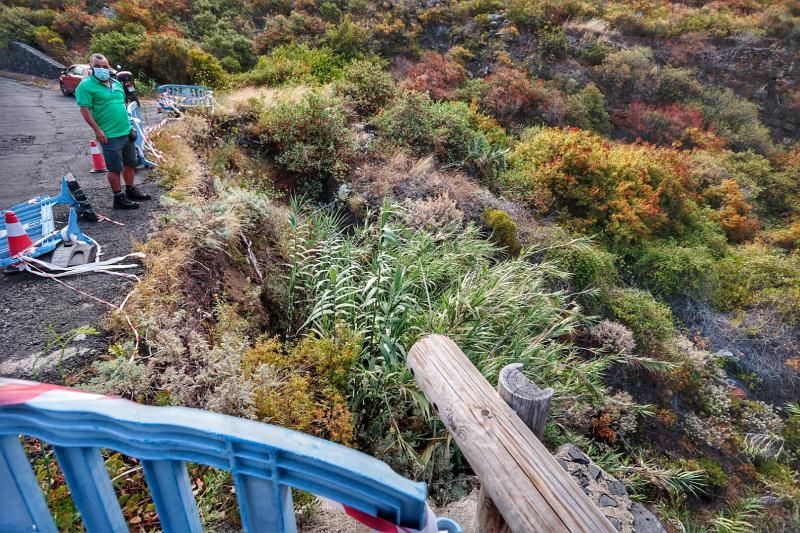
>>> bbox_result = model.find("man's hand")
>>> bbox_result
[94,129,107,144]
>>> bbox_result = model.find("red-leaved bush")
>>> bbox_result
[481,66,545,126]
[401,52,465,101]
[613,101,704,146]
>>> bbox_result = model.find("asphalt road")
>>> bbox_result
[0,76,160,378]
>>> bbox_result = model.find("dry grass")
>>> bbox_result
[216,85,318,115]
[351,150,546,242]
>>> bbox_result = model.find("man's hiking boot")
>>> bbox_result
[126,186,151,201]
[113,192,139,210]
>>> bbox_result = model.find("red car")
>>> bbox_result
[59,64,90,96]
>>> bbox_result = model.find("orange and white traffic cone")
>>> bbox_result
[89,140,107,173]
[5,211,34,256]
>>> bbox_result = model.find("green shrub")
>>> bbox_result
[581,40,612,66]
[682,458,728,492]
[757,459,795,486]
[607,288,675,356]
[701,88,773,154]
[536,24,568,61]
[547,242,619,293]
[595,47,656,98]
[657,67,703,103]
[566,83,611,134]
[632,243,717,298]
[335,58,396,116]
[89,29,144,67]
[201,26,256,72]
[783,413,800,451]
[374,92,485,166]
[0,6,55,47]
[33,26,66,60]
[483,209,521,256]
[321,14,371,60]
[244,44,346,86]
[257,91,356,189]
[131,33,227,87]
[713,244,800,319]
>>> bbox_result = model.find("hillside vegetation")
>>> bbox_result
[5,0,800,531]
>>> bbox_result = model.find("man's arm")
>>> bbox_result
[79,107,107,144]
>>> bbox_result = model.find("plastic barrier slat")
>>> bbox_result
[234,472,296,533]
[142,459,202,533]
[53,446,128,533]
[0,435,57,533]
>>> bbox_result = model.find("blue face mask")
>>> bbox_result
[93,67,110,81]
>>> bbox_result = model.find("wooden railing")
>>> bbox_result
[408,335,616,533]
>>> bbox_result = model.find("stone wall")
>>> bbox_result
[555,444,666,533]
[0,42,65,79]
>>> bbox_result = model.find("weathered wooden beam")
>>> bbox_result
[408,335,615,533]
[477,363,555,531]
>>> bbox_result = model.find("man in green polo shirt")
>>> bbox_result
[75,53,151,209]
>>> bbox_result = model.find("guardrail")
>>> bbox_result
[408,335,616,533]
[0,378,460,533]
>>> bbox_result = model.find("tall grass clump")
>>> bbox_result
[286,200,630,476]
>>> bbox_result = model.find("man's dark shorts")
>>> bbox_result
[102,134,138,173]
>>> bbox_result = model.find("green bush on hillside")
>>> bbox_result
[334,58,396,116]
[566,83,611,134]
[0,6,56,48]
[713,244,800,320]
[607,288,675,356]
[131,33,226,87]
[244,44,346,86]
[201,26,257,72]
[322,14,371,60]
[89,28,144,67]
[374,92,486,166]
[700,88,773,154]
[257,91,356,187]
[595,47,657,98]
[547,242,619,293]
[632,243,717,298]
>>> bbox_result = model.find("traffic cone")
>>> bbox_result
[5,211,34,256]
[89,140,107,173]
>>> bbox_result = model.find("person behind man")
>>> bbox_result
[75,53,150,209]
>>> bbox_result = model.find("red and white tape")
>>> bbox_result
[0,378,114,406]
[320,496,441,533]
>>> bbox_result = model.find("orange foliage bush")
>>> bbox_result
[613,100,704,145]
[591,413,618,443]
[401,51,465,101]
[506,127,699,243]
[704,179,760,243]
[52,6,96,42]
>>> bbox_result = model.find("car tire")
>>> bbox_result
[60,82,68,96]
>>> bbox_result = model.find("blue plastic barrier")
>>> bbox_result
[0,177,87,269]
[127,101,157,168]
[157,84,214,113]
[0,379,462,533]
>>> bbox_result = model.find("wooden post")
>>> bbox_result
[497,363,553,439]
[408,335,614,533]
[477,363,554,532]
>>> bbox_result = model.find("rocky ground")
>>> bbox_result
[0,75,160,379]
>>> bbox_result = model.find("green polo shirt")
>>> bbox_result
[75,76,131,139]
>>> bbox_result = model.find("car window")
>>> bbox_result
[73,66,86,76]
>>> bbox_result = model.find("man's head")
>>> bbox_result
[89,53,111,81]
[89,53,109,69]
